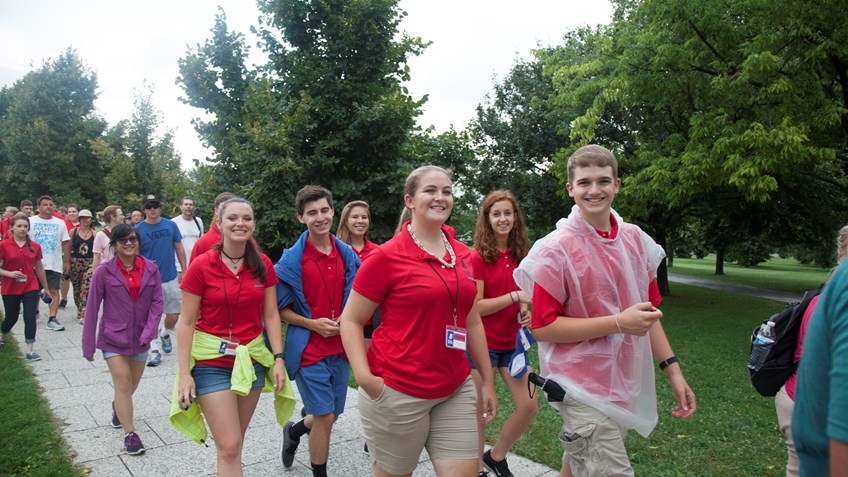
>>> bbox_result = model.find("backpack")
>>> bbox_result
[748,285,823,397]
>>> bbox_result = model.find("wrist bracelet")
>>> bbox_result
[613,313,622,334]
[273,353,284,361]
[509,292,516,304]
[659,355,678,371]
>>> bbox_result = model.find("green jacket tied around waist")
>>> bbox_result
[169,330,295,444]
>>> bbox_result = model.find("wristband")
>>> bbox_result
[274,353,285,361]
[659,355,678,371]
[509,292,516,304]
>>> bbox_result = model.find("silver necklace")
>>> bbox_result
[407,223,456,268]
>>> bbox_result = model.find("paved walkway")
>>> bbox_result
[9,300,557,477]
[667,273,802,303]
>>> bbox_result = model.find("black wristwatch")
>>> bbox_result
[274,353,284,361]
[659,355,678,371]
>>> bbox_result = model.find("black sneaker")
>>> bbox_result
[479,472,491,477]
[280,421,299,468]
[111,401,121,428]
[58,299,67,309]
[483,449,513,477]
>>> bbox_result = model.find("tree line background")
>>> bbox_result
[2,0,846,288]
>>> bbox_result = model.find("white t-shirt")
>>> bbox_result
[172,215,203,272]
[28,215,70,273]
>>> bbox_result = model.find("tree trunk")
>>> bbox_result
[715,246,726,275]
[667,242,675,268]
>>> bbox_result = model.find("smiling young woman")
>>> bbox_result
[341,165,497,477]
[83,224,164,456]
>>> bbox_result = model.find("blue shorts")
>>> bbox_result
[102,350,149,362]
[192,362,266,397]
[468,349,513,370]
[295,354,349,416]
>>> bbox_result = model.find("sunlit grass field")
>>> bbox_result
[670,255,831,294]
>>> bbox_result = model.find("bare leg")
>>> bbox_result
[308,413,337,465]
[488,367,539,460]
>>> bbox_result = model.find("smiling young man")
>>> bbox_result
[513,145,697,477]
[274,185,360,477]
[134,194,186,367]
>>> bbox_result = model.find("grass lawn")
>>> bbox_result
[488,283,790,476]
[0,338,82,477]
[670,255,831,294]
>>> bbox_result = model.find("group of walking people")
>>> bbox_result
[2,145,709,477]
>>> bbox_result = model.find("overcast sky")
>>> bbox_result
[0,1,613,169]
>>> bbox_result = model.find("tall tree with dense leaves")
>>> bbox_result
[0,48,106,207]
[178,1,429,252]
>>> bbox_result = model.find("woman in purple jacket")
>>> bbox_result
[83,224,163,456]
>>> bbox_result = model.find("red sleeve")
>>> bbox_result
[648,279,662,306]
[532,282,565,329]
[470,251,485,281]
[180,254,207,296]
[352,248,391,303]
[33,242,43,261]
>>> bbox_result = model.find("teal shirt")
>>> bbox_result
[793,262,848,476]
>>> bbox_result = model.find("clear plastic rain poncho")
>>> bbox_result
[513,206,666,437]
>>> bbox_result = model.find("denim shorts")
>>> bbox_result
[192,362,266,397]
[468,349,513,370]
[102,350,149,362]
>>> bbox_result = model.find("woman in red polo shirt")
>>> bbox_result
[336,200,379,261]
[470,190,538,477]
[340,165,497,477]
[177,198,285,476]
[0,214,49,361]
[83,223,163,456]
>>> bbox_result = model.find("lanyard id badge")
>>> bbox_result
[445,325,467,351]
[218,339,240,356]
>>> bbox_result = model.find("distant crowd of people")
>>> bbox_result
[1,144,844,477]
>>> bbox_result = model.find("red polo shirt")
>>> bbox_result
[117,256,145,300]
[190,226,221,264]
[298,238,346,367]
[180,250,277,367]
[353,239,380,262]
[0,238,43,295]
[471,249,521,351]
[353,223,478,399]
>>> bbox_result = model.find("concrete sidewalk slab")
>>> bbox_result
[8,300,558,476]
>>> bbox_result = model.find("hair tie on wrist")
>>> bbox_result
[614,313,622,334]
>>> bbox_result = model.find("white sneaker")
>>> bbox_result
[46,317,65,331]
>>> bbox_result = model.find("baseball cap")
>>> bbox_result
[142,194,161,207]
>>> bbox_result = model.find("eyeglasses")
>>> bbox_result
[144,203,161,210]
[117,236,139,245]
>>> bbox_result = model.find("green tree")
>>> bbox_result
[0,48,107,207]
[178,0,430,253]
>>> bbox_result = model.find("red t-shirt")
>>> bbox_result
[53,213,74,232]
[531,216,663,329]
[117,256,145,300]
[298,238,346,367]
[0,218,10,239]
[190,227,221,264]
[471,249,521,350]
[353,224,478,399]
[0,238,43,295]
[353,239,380,262]
[180,250,277,368]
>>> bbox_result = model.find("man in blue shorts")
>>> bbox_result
[135,194,186,367]
[275,186,359,477]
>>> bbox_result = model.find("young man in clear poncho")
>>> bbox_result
[513,145,697,477]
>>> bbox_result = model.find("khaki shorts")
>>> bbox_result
[556,394,633,477]
[358,375,477,475]
[162,278,181,314]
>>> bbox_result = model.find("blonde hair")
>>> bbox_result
[337,201,370,245]
[838,225,848,263]
[102,205,122,226]
[395,165,453,234]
